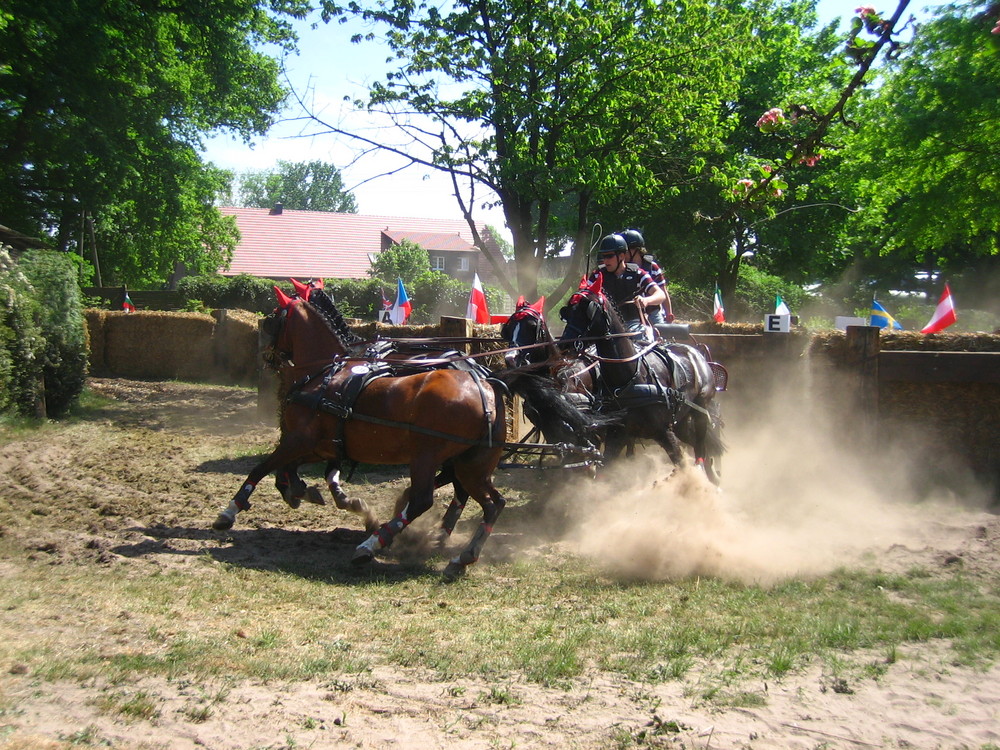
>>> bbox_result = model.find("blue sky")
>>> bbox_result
[202,0,925,234]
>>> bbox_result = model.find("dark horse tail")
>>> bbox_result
[495,366,615,448]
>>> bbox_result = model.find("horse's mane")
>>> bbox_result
[308,289,365,348]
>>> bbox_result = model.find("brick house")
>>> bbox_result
[218,205,508,287]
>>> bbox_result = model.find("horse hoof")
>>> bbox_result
[212,514,234,531]
[304,486,325,506]
[351,547,374,566]
[442,562,466,582]
[282,495,302,510]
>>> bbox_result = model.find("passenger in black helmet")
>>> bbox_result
[620,229,674,324]
[587,233,666,341]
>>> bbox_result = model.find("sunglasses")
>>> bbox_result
[600,253,618,259]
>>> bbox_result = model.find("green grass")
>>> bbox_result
[2,545,997,705]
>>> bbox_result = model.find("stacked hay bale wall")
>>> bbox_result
[84,309,261,385]
[810,329,1000,493]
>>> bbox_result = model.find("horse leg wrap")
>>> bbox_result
[451,523,493,567]
[354,510,410,564]
[375,514,410,548]
[233,482,255,511]
[440,498,469,536]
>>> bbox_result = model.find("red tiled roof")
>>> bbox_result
[383,229,474,253]
[219,207,500,280]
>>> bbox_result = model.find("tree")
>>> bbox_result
[368,239,431,287]
[314,0,760,303]
[237,160,358,212]
[0,0,307,286]
[835,0,1000,305]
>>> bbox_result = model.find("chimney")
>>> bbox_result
[270,202,283,215]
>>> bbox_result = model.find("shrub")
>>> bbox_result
[18,250,89,417]
[0,248,49,417]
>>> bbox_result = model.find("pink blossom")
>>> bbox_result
[992,18,1000,33]
[855,5,876,16]
[736,179,755,189]
[756,108,786,133]
[799,154,822,167]
[762,164,773,173]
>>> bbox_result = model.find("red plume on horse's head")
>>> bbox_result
[588,272,603,297]
[529,296,545,314]
[273,286,296,309]
[515,295,526,310]
[290,278,312,301]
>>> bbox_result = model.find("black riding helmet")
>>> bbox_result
[599,233,627,255]
[621,229,644,250]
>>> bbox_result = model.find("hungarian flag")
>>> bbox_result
[712,286,725,323]
[774,294,790,315]
[466,273,490,324]
[920,283,957,334]
[388,278,412,325]
[122,292,135,313]
[870,299,903,330]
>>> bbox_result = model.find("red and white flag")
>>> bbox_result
[713,286,725,323]
[466,273,490,324]
[919,283,957,334]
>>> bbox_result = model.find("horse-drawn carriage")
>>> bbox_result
[212,278,727,579]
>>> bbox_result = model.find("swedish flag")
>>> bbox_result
[870,299,903,330]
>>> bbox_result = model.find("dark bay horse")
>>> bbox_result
[558,275,724,483]
[499,296,606,442]
[215,291,508,580]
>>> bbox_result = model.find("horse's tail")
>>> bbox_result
[496,367,615,446]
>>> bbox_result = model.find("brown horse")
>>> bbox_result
[558,275,725,483]
[214,291,508,580]
[270,280,480,527]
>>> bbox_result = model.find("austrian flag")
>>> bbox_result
[920,283,957,334]
[466,273,490,324]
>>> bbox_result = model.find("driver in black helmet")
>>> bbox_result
[588,233,666,340]
[620,229,674,324]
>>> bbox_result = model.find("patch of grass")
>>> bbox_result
[57,724,109,745]
[92,689,161,722]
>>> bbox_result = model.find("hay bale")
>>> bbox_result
[84,309,109,376]
[103,311,215,380]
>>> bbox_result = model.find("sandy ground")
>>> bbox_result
[0,378,998,750]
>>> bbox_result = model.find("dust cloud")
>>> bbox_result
[539,397,992,585]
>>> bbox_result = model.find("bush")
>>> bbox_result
[0,248,62,417]
[18,250,89,417]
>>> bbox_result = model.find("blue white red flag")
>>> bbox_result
[389,278,412,325]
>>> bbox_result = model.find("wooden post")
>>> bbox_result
[845,325,880,444]
[439,316,473,352]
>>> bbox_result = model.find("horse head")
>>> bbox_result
[500,296,547,367]
[262,286,351,370]
[559,275,614,344]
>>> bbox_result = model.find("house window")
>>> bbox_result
[457,257,470,271]
[431,255,445,271]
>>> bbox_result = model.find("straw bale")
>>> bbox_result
[880,331,1000,352]
[84,309,109,376]
[102,311,216,380]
